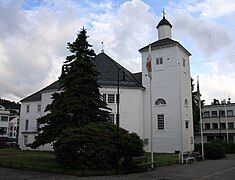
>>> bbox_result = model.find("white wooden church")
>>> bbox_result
[19,15,194,153]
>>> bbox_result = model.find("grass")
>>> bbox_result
[0,147,178,176]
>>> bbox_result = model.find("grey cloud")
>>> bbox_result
[172,12,232,57]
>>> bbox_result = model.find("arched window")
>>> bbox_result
[184,99,188,106]
[155,98,166,106]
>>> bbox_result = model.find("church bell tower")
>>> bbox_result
[139,13,194,154]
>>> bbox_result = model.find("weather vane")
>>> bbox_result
[162,9,166,18]
[101,41,104,53]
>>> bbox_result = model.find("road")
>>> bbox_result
[0,154,235,180]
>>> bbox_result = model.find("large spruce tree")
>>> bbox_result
[30,28,110,148]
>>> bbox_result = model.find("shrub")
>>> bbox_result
[204,141,225,159]
[53,123,144,170]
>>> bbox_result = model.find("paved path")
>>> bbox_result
[0,154,235,180]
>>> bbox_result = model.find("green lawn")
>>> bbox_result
[0,147,178,176]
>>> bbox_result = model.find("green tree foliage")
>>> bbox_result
[191,78,204,134]
[0,98,20,114]
[30,28,110,148]
[54,123,144,170]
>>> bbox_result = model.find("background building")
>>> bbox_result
[195,99,235,143]
[0,105,10,138]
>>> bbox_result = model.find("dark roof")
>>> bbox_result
[139,38,191,56]
[133,72,142,84]
[156,17,172,28]
[21,52,144,102]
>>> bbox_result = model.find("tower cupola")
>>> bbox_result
[156,12,172,40]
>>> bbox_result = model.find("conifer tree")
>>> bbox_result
[30,28,110,148]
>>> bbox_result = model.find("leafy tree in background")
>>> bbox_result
[191,78,204,134]
[30,28,110,148]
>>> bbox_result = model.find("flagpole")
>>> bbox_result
[197,76,204,160]
[150,76,154,168]
[146,44,154,168]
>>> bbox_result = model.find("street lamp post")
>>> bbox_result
[116,67,126,175]
[219,110,222,138]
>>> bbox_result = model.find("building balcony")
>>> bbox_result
[202,128,235,134]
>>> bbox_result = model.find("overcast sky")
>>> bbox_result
[0,0,235,104]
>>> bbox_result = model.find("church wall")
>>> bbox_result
[158,25,171,39]
[100,87,144,138]
[177,47,194,152]
[142,46,182,153]
[19,87,144,151]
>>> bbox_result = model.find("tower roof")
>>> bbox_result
[156,17,172,29]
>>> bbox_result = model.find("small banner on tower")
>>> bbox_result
[146,44,152,78]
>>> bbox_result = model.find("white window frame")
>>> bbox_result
[156,57,163,65]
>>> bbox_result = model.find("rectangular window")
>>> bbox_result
[219,110,225,117]
[24,135,28,146]
[10,126,13,131]
[109,114,115,124]
[183,58,186,67]
[10,132,12,137]
[25,119,29,131]
[228,122,234,129]
[1,116,8,121]
[185,121,189,129]
[26,105,30,113]
[227,110,233,117]
[203,111,210,118]
[211,111,217,117]
[37,105,41,113]
[212,123,218,129]
[102,94,106,102]
[205,123,211,129]
[156,57,163,65]
[14,127,16,131]
[157,115,164,130]
[220,123,226,129]
[108,94,115,103]
[37,121,40,130]
[13,132,16,137]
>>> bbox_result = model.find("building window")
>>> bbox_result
[184,99,188,106]
[13,132,16,136]
[25,120,29,131]
[116,94,119,103]
[185,121,189,129]
[10,132,12,137]
[203,111,210,118]
[26,105,30,113]
[211,111,217,117]
[155,98,166,106]
[24,135,28,146]
[157,115,164,130]
[109,114,115,124]
[220,123,226,129]
[205,123,210,129]
[219,110,225,117]
[37,105,41,113]
[228,122,234,129]
[212,123,218,129]
[102,94,106,102]
[207,136,214,142]
[37,121,40,131]
[156,57,163,65]
[1,116,8,121]
[227,110,233,117]
[183,58,186,67]
[10,126,13,131]
[14,127,16,131]
[108,94,115,103]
